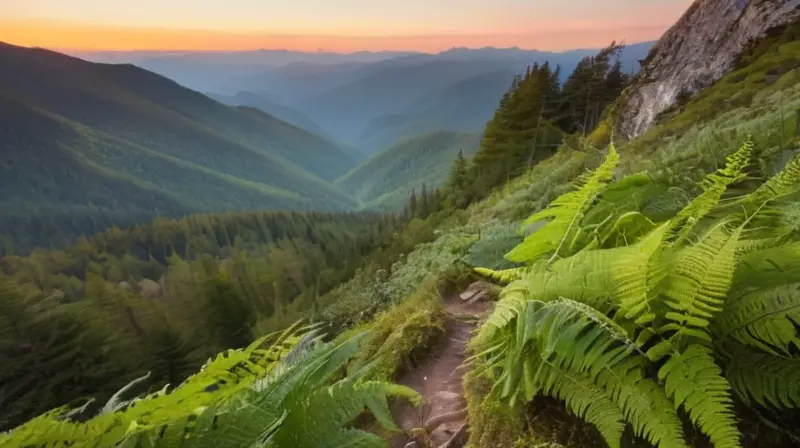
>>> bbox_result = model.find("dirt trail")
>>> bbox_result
[390,286,492,448]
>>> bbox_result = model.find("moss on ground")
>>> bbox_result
[341,277,448,381]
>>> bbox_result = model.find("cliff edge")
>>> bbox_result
[616,0,800,139]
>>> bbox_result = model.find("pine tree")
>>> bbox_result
[420,184,430,219]
[408,188,418,220]
[448,150,468,191]
[469,62,564,193]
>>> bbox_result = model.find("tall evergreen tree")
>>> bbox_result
[408,188,418,220]
[419,184,430,219]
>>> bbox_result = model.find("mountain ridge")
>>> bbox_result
[0,41,360,250]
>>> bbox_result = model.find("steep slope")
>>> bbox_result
[355,70,516,153]
[0,42,359,250]
[0,94,331,251]
[209,91,331,138]
[337,131,482,210]
[0,43,356,182]
[211,91,366,160]
[617,0,800,138]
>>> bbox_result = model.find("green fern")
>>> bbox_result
[658,345,741,448]
[658,221,742,347]
[668,137,755,245]
[0,329,418,447]
[741,150,800,207]
[535,362,627,448]
[611,223,670,326]
[723,342,800,408]
[470,136,798,448]
[595,360,687,448]
[714,282,800,356]
[505,142,619,263]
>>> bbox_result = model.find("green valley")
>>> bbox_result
[336,131,482,210]
[0,42,358,251]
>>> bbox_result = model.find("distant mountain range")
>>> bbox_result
[73,43,655,154]
[0,41,362,248]
[1,41,656,249]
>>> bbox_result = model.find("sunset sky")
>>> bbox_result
[0,0,694,52]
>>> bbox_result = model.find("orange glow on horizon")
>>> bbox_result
[0,19,672,53]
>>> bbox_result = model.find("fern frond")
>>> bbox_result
[741,150,800,207]
[714,283,800,355]
[472,279,531,347]
[271,379,418,447]
[477,297,640,447]
[597,359,688,448]
[612,223,670,325]
[474,267,525,284]
[505,143,619,263]
[529,250,618,308]
[660,221,741,344]
[530,299,638,378]
[723,342,800,408]
[658,345,741,448]
[535,361,626,448]
[101,371,151,415]
[669,137,754,244]
[732,242,800,292]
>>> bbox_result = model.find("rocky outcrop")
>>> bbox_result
[137,278,162,298]
[616,0,800,139]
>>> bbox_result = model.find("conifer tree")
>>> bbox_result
[408,188,418,220]
[420,183,430,219]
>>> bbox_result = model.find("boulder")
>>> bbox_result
[137,279,161,298]
[459,281,491,302]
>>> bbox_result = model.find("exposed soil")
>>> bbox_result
[390,291,492,448]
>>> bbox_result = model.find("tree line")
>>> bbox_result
[400,42,632,214]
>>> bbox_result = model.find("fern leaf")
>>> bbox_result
[660,221,741,342]
[272,378,418,447]
[101,371,151,415]
[505,142,619,263]
[658,345,741,448]
[669,137,754,244]
[612,223,670,325]
[531,299,638,378]
[714,282,800,355]
[732,242,800,292]
[472,279,531,347]
[597,359,687,448]
[474,266,525,284]
[724,342,800,408]
[536,361,626,448]
[742,150,800,206]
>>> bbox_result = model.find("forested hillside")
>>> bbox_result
[0,209,418,431]
[337,131,482,209]
[0,42,358,251]
[355,70,515,153]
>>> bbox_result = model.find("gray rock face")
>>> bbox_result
[617,0,800,139]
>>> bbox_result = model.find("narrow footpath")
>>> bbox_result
[390,283,493,448]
